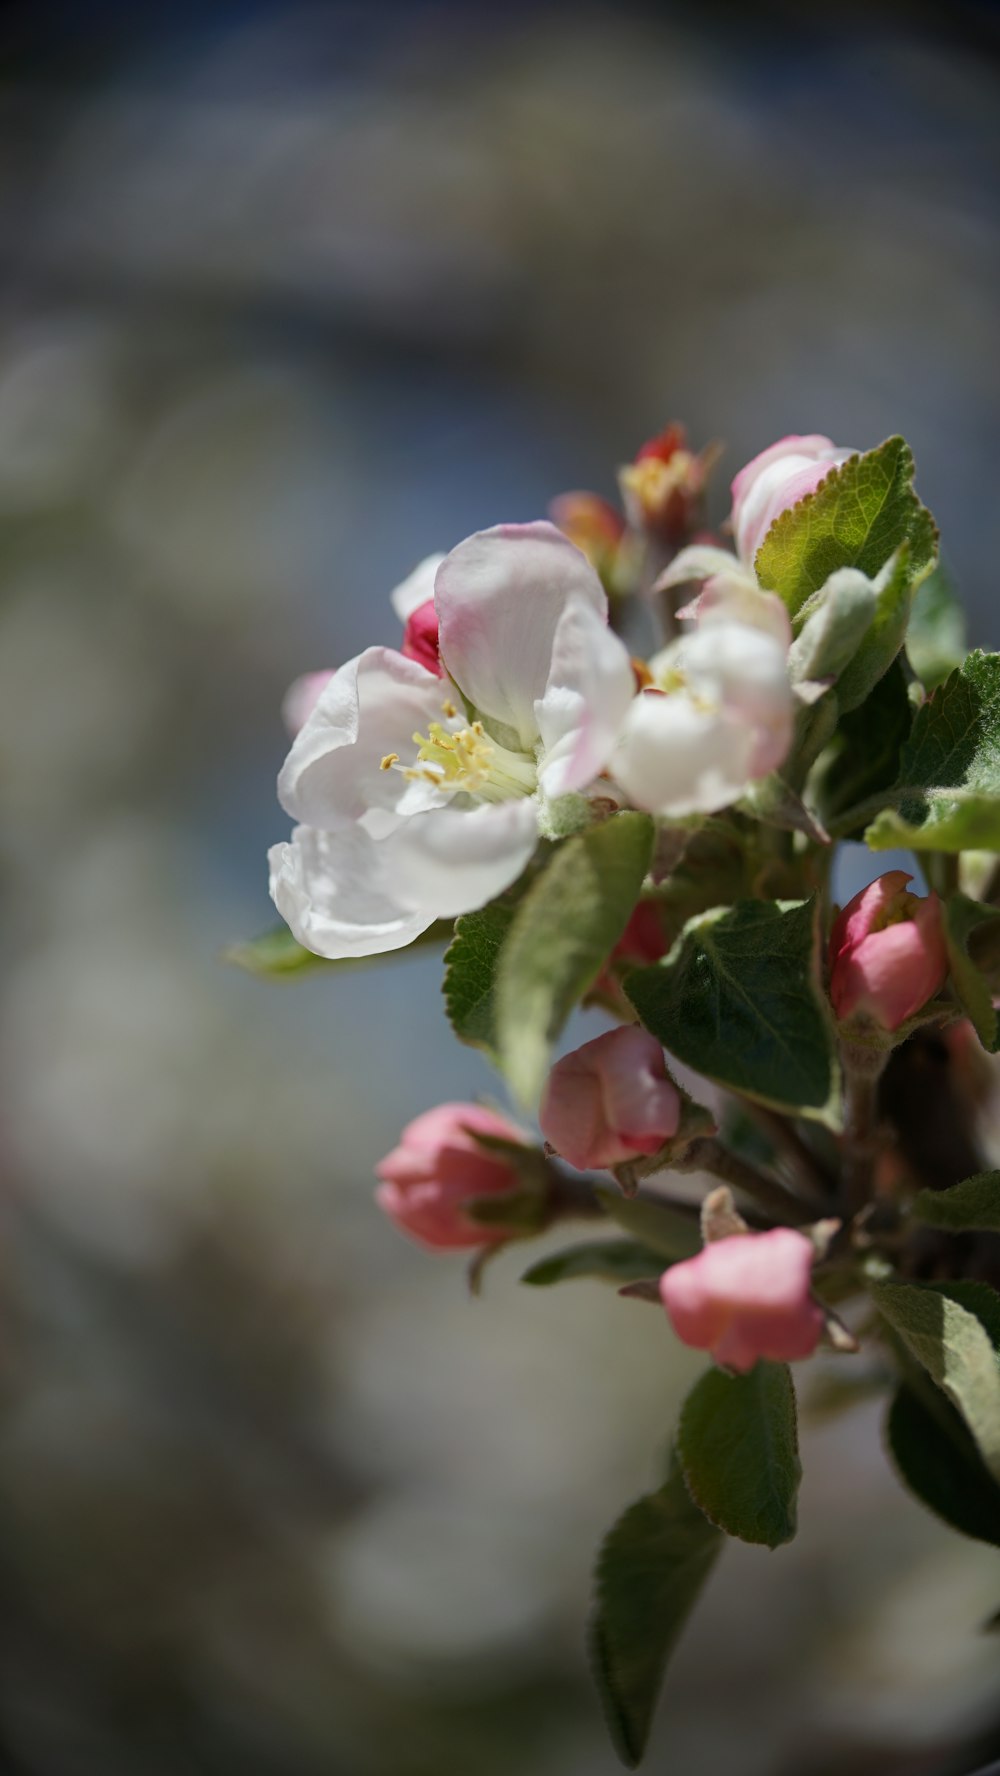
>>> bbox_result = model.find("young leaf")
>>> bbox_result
[886,1381,1000,1548]
[226,921,451,977]
[871,1279,1000,1481]
[676,1362,801,1548]
[755,436,937,618]
[907,561,967,692]
[442,901,516,1056]
[594,1187,701,1260]
[521,1240,666,1288]
[588,1458,722,1769]
[835,547,914,714]
[913,1172,1000,1234]
[786,568,875,685]
[625,898,838,1120]
[496,813,654,1106]
[865,652,1000,854]
[943,895,1000,1052]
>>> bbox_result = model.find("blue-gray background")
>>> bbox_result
[1,3,999,1772]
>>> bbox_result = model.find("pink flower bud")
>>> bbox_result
[539,1025,681,1172]
[730,434,852,566]
[281,668,335,735]
[828,870,947,1031]
[660,1228,823,1372]
[593,902,668,1005]
[375,1102,526,1250]
[400,598,443,677]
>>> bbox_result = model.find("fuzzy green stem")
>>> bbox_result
[841,1058,885,1218]
[680,1137,819,1225]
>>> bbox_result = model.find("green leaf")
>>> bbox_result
[625,898,838,1120]
[907,561,967,692]
[887,1381,1000,1547]
[442,902,517,1056]
[588,1458,722,1768]
[656,822,750,947]
[521,1240,666,1288]
[226,920,451,977]
[594,1187,702,1261]
[835,548,914,714]
[913,1171,1000,1233]
[755,436,937,618]
[933,1278,1000,1350]
[677,1362,801,1548]
[871,1279,1000,1481]
[943,894,1000,1052]
[814,662,911,837]
[496,813,654,1106]
[865,651,1000,854]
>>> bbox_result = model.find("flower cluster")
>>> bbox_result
[268,435,826,958]
[250,421,1000,1771]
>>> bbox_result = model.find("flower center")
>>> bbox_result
[871,891,920,932]
[383,715,537,803]
[648,658,715,714]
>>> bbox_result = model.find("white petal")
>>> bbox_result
[681,622,794,771]
[277,647,450,837]
[269,825,436,959]
[386,799,539,919]
[435,522,606,748]
[654,545,746,591]
[616,692,758,817]
[535,595,637,797]
[389,552,446,623]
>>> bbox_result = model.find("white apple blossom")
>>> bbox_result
[613,614,795,818]
[269,523,637,958]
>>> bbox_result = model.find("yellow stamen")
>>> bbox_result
[393,718,536,802]
[380,752,399,771]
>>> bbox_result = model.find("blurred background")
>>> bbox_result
[0,2,999,1771]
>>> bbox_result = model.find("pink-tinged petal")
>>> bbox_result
[435,522,607,748]
[401,599,442,676]
[375,1101,526,1250]
[268,824,436,959]
[386,797,539,920]
[277,647,450,838]
[731,435,852,566]
[680,580,792,648]
[730,434,839,511]
[540,1026,680,1171]
[660,1229,823,1372]
[535,594,637,797]
[389,552,446,623]
[281,669,336,736]
[829,872,946,1030]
